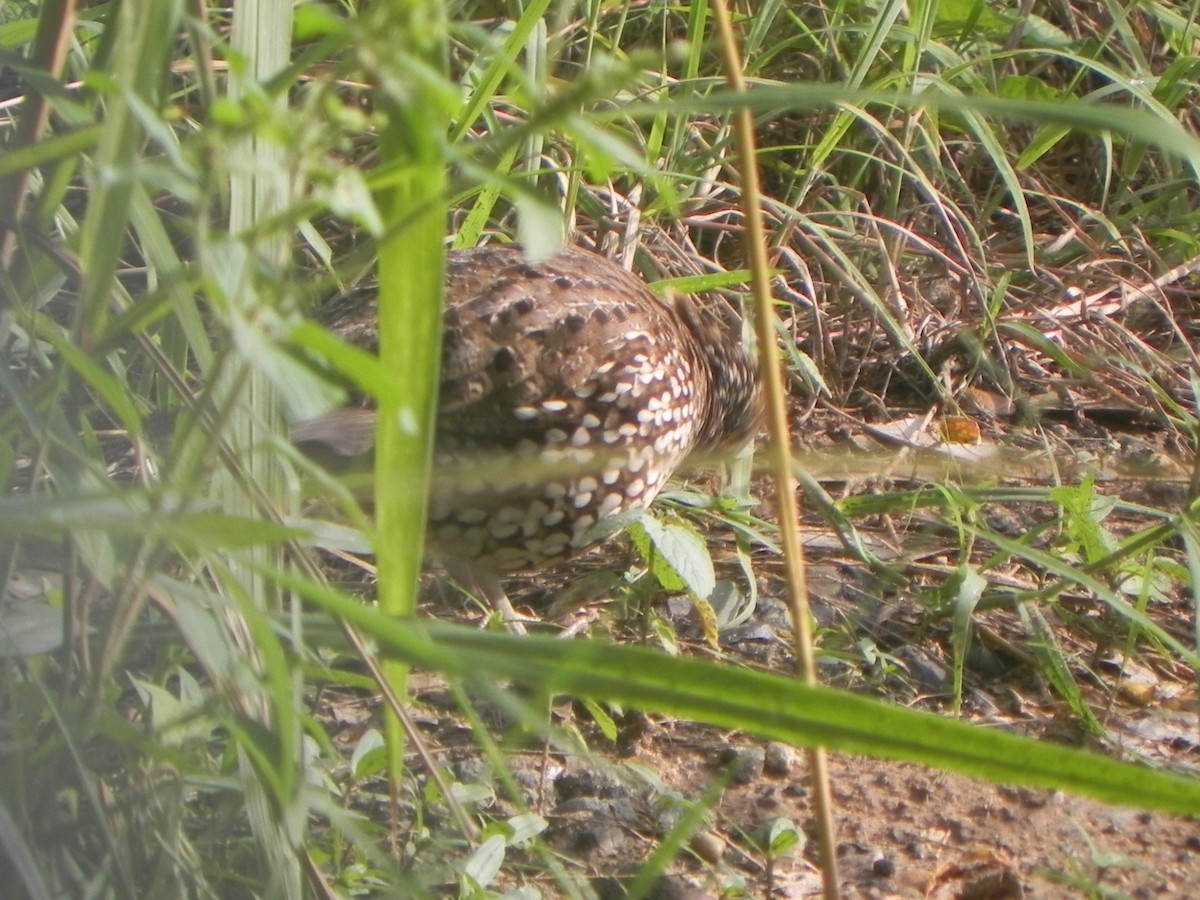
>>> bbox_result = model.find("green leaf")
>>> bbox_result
[289,320,393,405]
[768,818,803,858]
[231,313,348,423]
[998,76,1060,103]
[129,672,216,747]
[461,834,505,890]
[1020,604,1106,738]
[349,729,388,780]
[0,602,64,657]
[579,697,618,742]
[317,166,384,236]
[0,124,103,179]
[506,814,548,847]
[632,515,716,600]
[1051,476,1119,565]
[951,565,986,713]
[284,576,1200,818]
[164,512,306,550]
[40,325,144,439]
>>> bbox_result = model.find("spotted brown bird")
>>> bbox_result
[297,244,760,627]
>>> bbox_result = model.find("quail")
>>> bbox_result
[297,244,760,626]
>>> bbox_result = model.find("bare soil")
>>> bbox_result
[325,404,1200,897]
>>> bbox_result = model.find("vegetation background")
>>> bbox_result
[3,0,1200,897]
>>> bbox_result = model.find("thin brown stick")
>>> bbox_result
[709,2,841,897]
[0,0,77,268]
[340,621,480,843]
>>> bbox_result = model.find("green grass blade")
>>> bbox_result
[286,571,1200,817]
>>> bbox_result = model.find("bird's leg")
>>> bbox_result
[442,559,531,635]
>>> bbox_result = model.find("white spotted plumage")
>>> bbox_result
[313,244,760,608]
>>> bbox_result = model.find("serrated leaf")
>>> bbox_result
[634,515,716,599]
[629,521,678,590]
[1051,476,1118,564]
[932,0,1014,36]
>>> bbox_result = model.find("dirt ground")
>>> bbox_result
[520,722,1200,898]
[328,407,1200,897]
[394,581,1200,898]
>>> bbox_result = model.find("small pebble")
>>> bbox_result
[556,768,624,800]
[690,830,726,864]
[763,741,795,777]
[720,745,765,784]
